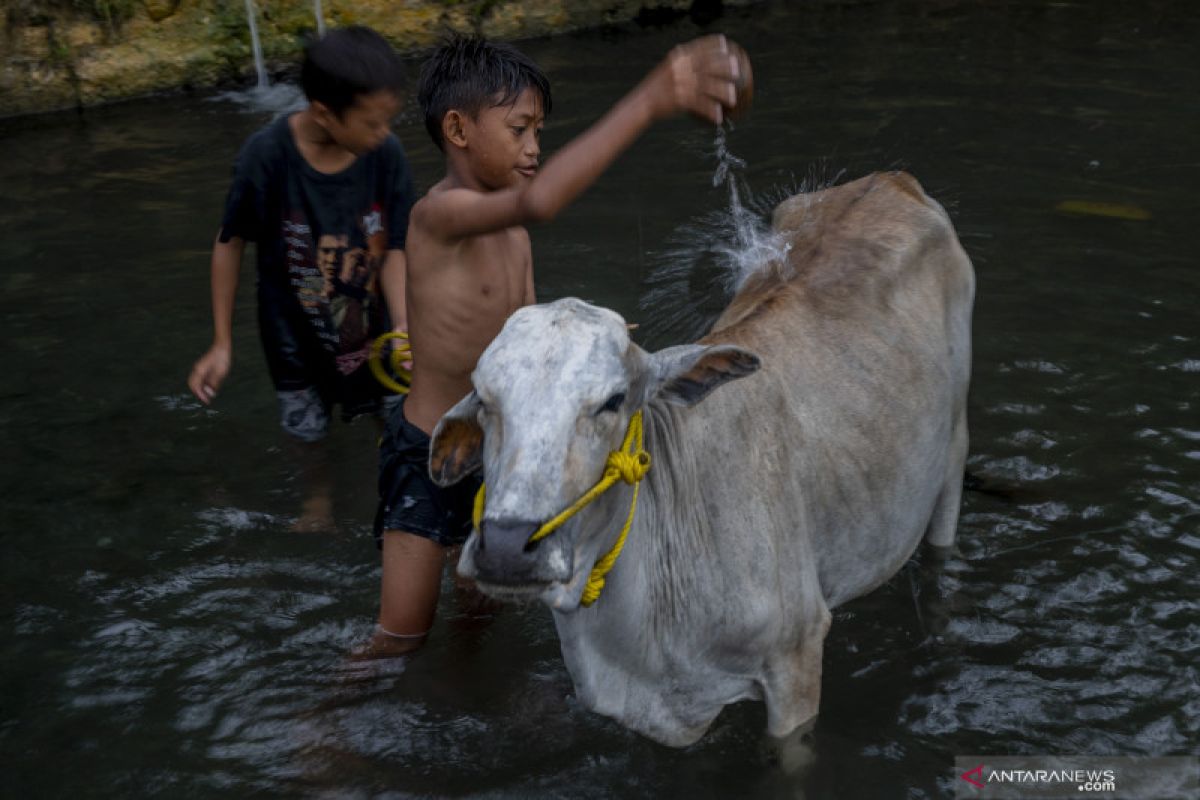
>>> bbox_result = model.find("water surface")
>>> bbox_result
[2,1,1197,796]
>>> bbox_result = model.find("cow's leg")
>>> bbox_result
[762,604,831,738]
[925,410,968,547]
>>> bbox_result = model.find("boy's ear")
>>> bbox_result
[310,100,335,128]
[442,110,468,150]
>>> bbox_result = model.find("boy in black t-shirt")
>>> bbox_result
[188,26,416,530]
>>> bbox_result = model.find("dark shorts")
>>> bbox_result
[276,374,399,443]
[374,396,482,549]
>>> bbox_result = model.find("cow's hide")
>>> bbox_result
[431,172,975,746]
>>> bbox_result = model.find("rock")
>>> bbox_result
[142,0,183,23]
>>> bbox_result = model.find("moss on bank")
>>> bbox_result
[1,0,752,117]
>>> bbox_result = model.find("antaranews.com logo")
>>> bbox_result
[953,756,1197,799]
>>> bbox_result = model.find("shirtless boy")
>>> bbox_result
[370,34,746,654]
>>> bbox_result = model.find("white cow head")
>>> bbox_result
[429,298,760,610]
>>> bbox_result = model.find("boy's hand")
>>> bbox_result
[645,35,751,124]
[391,327,413,371]
[188,344,232,405]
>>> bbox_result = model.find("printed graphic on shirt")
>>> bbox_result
[285,218,330,345]
[283,206,386,374]
[361,207,383,237]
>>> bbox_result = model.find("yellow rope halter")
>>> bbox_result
[369,331,412,394]
[471,410,651,607]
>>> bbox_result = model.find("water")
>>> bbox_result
[211,82,306,117]
[243,0,268,89]
[314,0,326,38]
[640,126,794,343]
[216,0,319,114]
[1,1,1197,796]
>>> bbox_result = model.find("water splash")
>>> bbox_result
[213,0,309,113]
[243,0,268,89]
[210,1,319,116]
[638,126,792,346]
[313,0,326,36]
[709,126,792,294]
[211,82,306,116]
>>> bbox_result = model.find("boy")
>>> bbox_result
[370,34,746,654]
[188,27,415,530]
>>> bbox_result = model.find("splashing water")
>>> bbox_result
[313,0,326,37]
[710,126,792,293]
[638,127,793,346]
[210,0,304,121]
[208,3,322,115]
[243,0,268,89]
[211,82,306,116]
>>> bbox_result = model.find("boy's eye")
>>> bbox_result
[511,126,526,135]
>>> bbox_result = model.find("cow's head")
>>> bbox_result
[430,298,760,610]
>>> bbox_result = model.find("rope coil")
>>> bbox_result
[369,331,412,394]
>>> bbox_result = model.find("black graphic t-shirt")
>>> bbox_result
[218,114,415,407]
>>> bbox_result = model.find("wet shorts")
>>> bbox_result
[276,383,401,443]
[277,387,332,442]
[374,396,482,549]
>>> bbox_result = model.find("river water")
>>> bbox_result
[1,1,1196,796]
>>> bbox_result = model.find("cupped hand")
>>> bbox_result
[649,34,752,124]
[389,328,413,372]
[188,345,231,405]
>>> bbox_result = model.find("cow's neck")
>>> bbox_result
[553,400,720,667]
[639,400,723,631]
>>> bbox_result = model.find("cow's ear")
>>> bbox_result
[645,344,761,407]
[429,392,484,486]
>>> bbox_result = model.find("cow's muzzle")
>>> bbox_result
[469,518,573,587]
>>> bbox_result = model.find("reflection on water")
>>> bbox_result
[2,0,1198,796]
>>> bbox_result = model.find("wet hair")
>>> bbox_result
[417,35,552,151]
[301,26,406,117]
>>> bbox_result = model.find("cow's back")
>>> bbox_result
[715,171,970,331]
[700,172,974,607]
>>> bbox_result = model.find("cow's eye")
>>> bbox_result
[598,392,625,414]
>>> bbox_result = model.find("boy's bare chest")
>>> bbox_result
[410,227,528,312]
[463,228,527,287]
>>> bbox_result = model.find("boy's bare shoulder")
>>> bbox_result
[410,178,448,215]
[410,179,482,226]
[410,177,532,246]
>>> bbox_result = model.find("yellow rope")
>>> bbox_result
[471,410,651,607]
[369,331,412,394]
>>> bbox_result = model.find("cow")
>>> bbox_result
[428,171,975,747]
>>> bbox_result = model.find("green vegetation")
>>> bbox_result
[77,0,139,26]
[7,0,139,27]
[430,0,503,17]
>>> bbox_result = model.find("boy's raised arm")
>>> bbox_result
[417,35,744,241]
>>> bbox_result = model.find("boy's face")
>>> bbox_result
[464,87,544,190]
[324,90,401,155]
